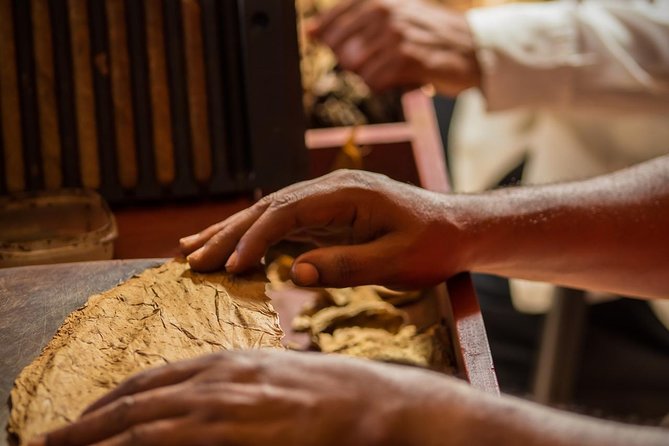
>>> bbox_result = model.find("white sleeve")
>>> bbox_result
[466,0,669,112]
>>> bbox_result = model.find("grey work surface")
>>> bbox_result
[0,259,164,445]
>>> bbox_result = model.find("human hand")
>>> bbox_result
[29,349,461,446]
[308,0,480,96]
[180,170,471,289]
[30,349,668,446]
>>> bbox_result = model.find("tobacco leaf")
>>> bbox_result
[8,259,283,445]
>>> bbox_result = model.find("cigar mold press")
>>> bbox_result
[0,0,307,203]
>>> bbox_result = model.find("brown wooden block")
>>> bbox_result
[0,0,25,192]
[181,0,212,184]
[68,0,100,189]
[144,0,175,186]
[31,0,63,190]
[106,0,138,189]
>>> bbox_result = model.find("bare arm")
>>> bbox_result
[33,350,669,446]
[182,155,669,299]
[412,370,669,446]
[459,154,669,298]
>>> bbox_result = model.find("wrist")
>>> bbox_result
[436,193,493,276]
[394,372,480,446]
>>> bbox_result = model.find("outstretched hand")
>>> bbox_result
[180,170,469,289]
[307,0,481,95]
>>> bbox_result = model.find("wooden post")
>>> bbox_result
[106,0,138,189]
[68,0,100,189]
[0,0,25,192]
[32,0,63,190]
[144,0,176,186]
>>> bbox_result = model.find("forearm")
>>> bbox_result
[405,377,669,446]
[451,155,669,298]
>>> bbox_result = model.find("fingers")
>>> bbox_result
[310,0,362,39]
[184,171,388,275]
[335,19,390,72]
[37,386,194,446]
[312,0,400,77]
[290,236,403,287]
[184,177,330,272]
[91,418,196,446]
[357,41,409,91]
[178,221,226,255]
[83,357,211,414]
[179,205,266,257]
[185,205,268,272]
[228,192,360,274]
[313,1,414,91]
[319,2,387,54]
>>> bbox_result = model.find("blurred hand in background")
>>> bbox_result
[307,0,481,95]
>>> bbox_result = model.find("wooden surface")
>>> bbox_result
[145,0,176,185]
[446,273,499,394]
[0,259,163,445]
[0,0,24,192]
[0,259,495,445]
[31,0,62,190]
[106,0,138,190]
[402,89,451,193]
[69,0,100,189]
[182,0,212,183]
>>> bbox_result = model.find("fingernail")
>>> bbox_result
[179,234,198,246]
[292,263,319,286]
[225,251,239,272]
[28,435,46,446]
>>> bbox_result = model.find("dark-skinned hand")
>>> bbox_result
[180,170,471,290]
[29,349,466,446]
[307,0,481,95]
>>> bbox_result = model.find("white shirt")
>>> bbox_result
[470,0,669,112]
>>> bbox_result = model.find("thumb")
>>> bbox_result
[291,239,400,288]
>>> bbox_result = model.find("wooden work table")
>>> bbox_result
[0,259,163,446]
[0,258,497,446]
